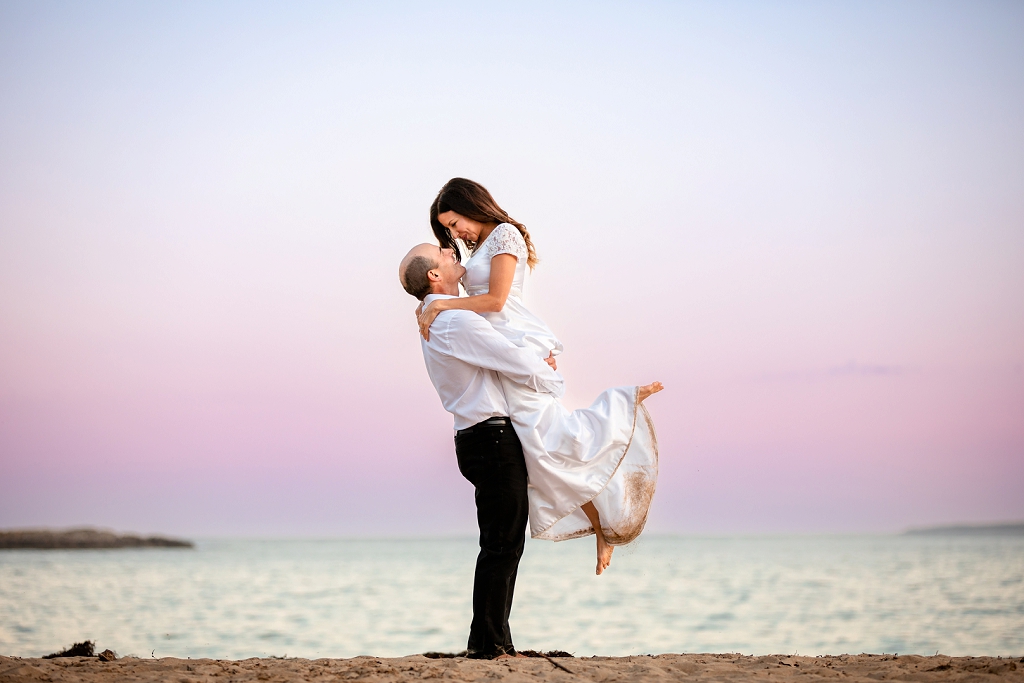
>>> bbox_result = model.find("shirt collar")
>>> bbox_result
[423,293,459,307]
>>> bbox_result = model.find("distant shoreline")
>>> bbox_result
[0,528,193,549]
[3,527,1023,546]
[904,522,1024,536]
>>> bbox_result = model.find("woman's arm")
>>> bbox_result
[418,253,517,340]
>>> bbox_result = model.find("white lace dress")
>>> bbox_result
[462,223,659,543]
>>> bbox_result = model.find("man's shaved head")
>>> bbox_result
[399,244,441,300]
[399,243,465,301]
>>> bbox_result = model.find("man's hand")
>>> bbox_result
[544,352,557,371]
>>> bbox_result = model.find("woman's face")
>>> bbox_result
[438,210,487,243]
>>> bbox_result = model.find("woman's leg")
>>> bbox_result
[581,501,614,575]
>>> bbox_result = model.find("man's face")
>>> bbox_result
[427,245,465,287]
[401,243,464,291]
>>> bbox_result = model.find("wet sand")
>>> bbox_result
[2,653,1021,682]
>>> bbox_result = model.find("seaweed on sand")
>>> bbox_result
[43,641,95,659]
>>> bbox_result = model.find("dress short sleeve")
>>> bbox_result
[485,223,528,261]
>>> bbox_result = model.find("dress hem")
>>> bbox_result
[529,386,658,545]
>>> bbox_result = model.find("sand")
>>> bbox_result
[2,653,1022,682]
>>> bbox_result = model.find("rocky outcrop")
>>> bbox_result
[905,522,1024,536]
[0,528,193,549]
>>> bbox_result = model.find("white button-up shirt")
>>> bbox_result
[420,294,565,430]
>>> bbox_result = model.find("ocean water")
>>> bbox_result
[1,535,1022,659]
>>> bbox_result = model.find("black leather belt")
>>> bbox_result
[457,416,511,435]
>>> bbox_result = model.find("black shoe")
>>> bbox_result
[466,647,516,660]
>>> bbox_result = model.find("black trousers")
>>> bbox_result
[454,418,529,659]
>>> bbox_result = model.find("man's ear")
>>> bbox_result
[427,268,440,282]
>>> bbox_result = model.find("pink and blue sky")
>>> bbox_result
[1,1,1021,536]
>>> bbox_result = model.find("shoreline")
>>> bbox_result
[2,653,1021,682]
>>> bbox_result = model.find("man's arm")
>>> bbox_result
[442,312,565,398]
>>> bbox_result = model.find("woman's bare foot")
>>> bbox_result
[595,534,614,575]
[638,381,664,403]
[581,501,614,575]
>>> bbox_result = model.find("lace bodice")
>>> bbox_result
[462,223,529,297]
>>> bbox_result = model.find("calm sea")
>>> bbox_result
[1,535,1022,659]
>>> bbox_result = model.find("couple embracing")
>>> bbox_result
[398,178,663,659]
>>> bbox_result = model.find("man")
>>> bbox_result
[398,243,563,659]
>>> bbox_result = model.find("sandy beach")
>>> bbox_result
[2,653,1021,682]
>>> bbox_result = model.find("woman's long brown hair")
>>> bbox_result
[430,178,539,269]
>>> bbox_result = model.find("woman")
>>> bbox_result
[418,178,662,575]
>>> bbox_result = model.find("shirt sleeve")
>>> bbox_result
[443,312,565,398]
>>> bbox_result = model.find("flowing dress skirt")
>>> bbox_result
[485,295,659,544]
